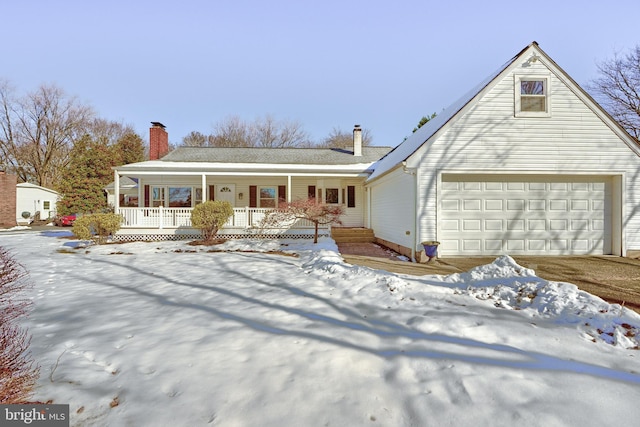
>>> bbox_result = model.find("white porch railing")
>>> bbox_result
[117,207,321,230]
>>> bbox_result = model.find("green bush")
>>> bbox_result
[72,213,123,244]
[191,201,234,243]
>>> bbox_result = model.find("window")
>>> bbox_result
[515,75,550,117]
[168,187,192,207]
[152,187,165,207]
[195,188,203,205]
[326,188,339,204]
[259,187,276,207]
[119,194,138,207]
[43,201,51,210]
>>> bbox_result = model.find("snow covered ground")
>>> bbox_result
[2,229,640,426]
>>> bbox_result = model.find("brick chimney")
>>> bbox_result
[353,124,362,156]
[149,122,169,160]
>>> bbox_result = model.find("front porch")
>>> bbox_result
[114,206,329,242]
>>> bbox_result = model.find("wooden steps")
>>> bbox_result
[331,227,375,243]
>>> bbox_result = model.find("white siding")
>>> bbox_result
[412,58,640,254]
[16,185,59,222]
[368,168,415,249]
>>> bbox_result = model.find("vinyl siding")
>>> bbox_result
[411,59,640,252]
[368,168,415,249]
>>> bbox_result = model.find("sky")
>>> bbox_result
[2,0,639,147]
[2,229,640,425]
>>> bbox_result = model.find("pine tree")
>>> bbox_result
[56,135,114,215]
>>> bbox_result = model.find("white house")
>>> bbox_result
[16,182,59,224]
[113,123,392,241]
[367,42,640,258]
[112,42,640,258]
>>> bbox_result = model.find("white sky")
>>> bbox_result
[2,0,639,147]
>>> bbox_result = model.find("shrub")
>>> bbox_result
[191,201,234,243]
[72,213,123,244]
[0,246,39,403]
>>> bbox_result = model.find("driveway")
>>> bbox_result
[338,243,640,313]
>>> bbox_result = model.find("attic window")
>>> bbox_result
[515,75,550,117]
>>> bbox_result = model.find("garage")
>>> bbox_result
[438,174,615,256]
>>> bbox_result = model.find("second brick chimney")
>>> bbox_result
[149,122,169,160]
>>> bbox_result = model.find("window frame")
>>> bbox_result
[168,187,193,207]
[514,74,551,118]
[325,188,339,204]
[258,186,277,208]
[151,187,165,207]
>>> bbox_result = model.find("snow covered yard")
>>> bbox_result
[2,230,640,426]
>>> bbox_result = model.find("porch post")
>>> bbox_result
[287,175,292,202]
[201,174,207,202]
[114,171,120,212]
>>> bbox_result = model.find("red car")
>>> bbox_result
[54,214,77,227]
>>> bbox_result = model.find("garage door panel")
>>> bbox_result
[528,240,546,250]
[439,175,612,255]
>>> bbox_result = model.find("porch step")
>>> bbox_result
[331,227,375,243]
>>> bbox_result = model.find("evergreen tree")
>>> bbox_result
[56,135,114,215]
[114,132,145,165]
[412,112,437,133]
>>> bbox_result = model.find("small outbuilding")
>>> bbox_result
[16,182,59,224]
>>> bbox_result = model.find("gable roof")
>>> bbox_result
[161,146,393,165]
[16,182,59,196]
[116,145,394,175]
[367,41,640,182]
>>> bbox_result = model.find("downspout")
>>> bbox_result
[402,161,418,262]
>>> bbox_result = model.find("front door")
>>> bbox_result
[216,184,236,205]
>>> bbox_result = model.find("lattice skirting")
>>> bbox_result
[113,232,330,243]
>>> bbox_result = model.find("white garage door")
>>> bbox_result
[439,174,612,255]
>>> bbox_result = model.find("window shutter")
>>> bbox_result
[249,186,257,207]
[308,185,316,201]
[144,185,150,207]
[347,186,356,208]
[278,185,286,204]
[209,185,215,201]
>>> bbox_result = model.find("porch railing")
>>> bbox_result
[117,207,321,230]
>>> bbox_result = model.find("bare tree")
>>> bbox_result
[182,131,212,147]
[0,82,93,187]
[211,115,256,147]
[184,115,312,148]
[317,126,373,149]
[85,118,135,147]
[588,45,640,141]
[253,114,311,147]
